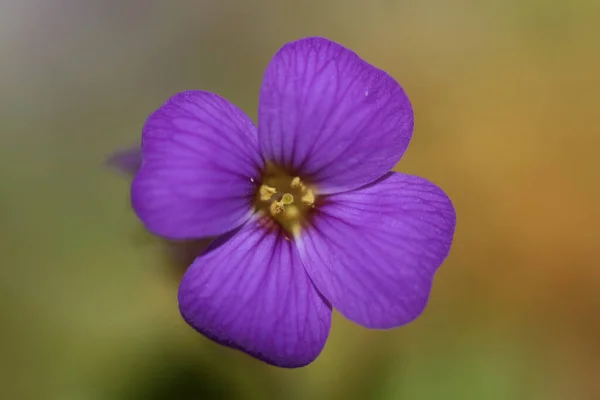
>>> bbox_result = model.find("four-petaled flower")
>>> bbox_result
[119,37,456,368]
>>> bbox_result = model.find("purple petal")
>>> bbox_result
[296,172,456,329]
[178,217,332,367]
[258,37,413,194]
[106,147,142,176]
[132,91,263,239]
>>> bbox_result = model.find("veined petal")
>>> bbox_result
[178,216,332,368]
[132,91,263,239]
[258,37,413,194]
[296,172,456,329]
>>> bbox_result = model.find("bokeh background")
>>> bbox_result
[2,0,599,399]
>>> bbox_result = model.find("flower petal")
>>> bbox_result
[132,91,263,239]
[258,37,413,194]
[178,216,332,368]
[296,172,456,329]
[106,147,142,176]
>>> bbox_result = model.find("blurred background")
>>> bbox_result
[1,0,599,399]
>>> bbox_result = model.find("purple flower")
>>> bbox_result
[115,37,456,368]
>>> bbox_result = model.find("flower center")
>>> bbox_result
[254,164,317,237]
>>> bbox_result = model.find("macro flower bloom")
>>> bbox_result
[112,37,456,368]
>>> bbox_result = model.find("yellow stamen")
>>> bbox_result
[301,189,315,205]
[270,201,285,216]
[290,177,304,189]
[254,165,319,236]
[259,185,277,201]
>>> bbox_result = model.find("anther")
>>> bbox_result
[259,185,277,201]
[301,189,315,205]
[270,201,285,216]
[290,177,304,189]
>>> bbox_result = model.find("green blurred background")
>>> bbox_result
[2,0,599,399]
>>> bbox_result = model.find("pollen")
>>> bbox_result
[301,189,315,206]
[254,165,318,236]
[290,177,304,189]
[269,201,285,216]
[259,184,277,201]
